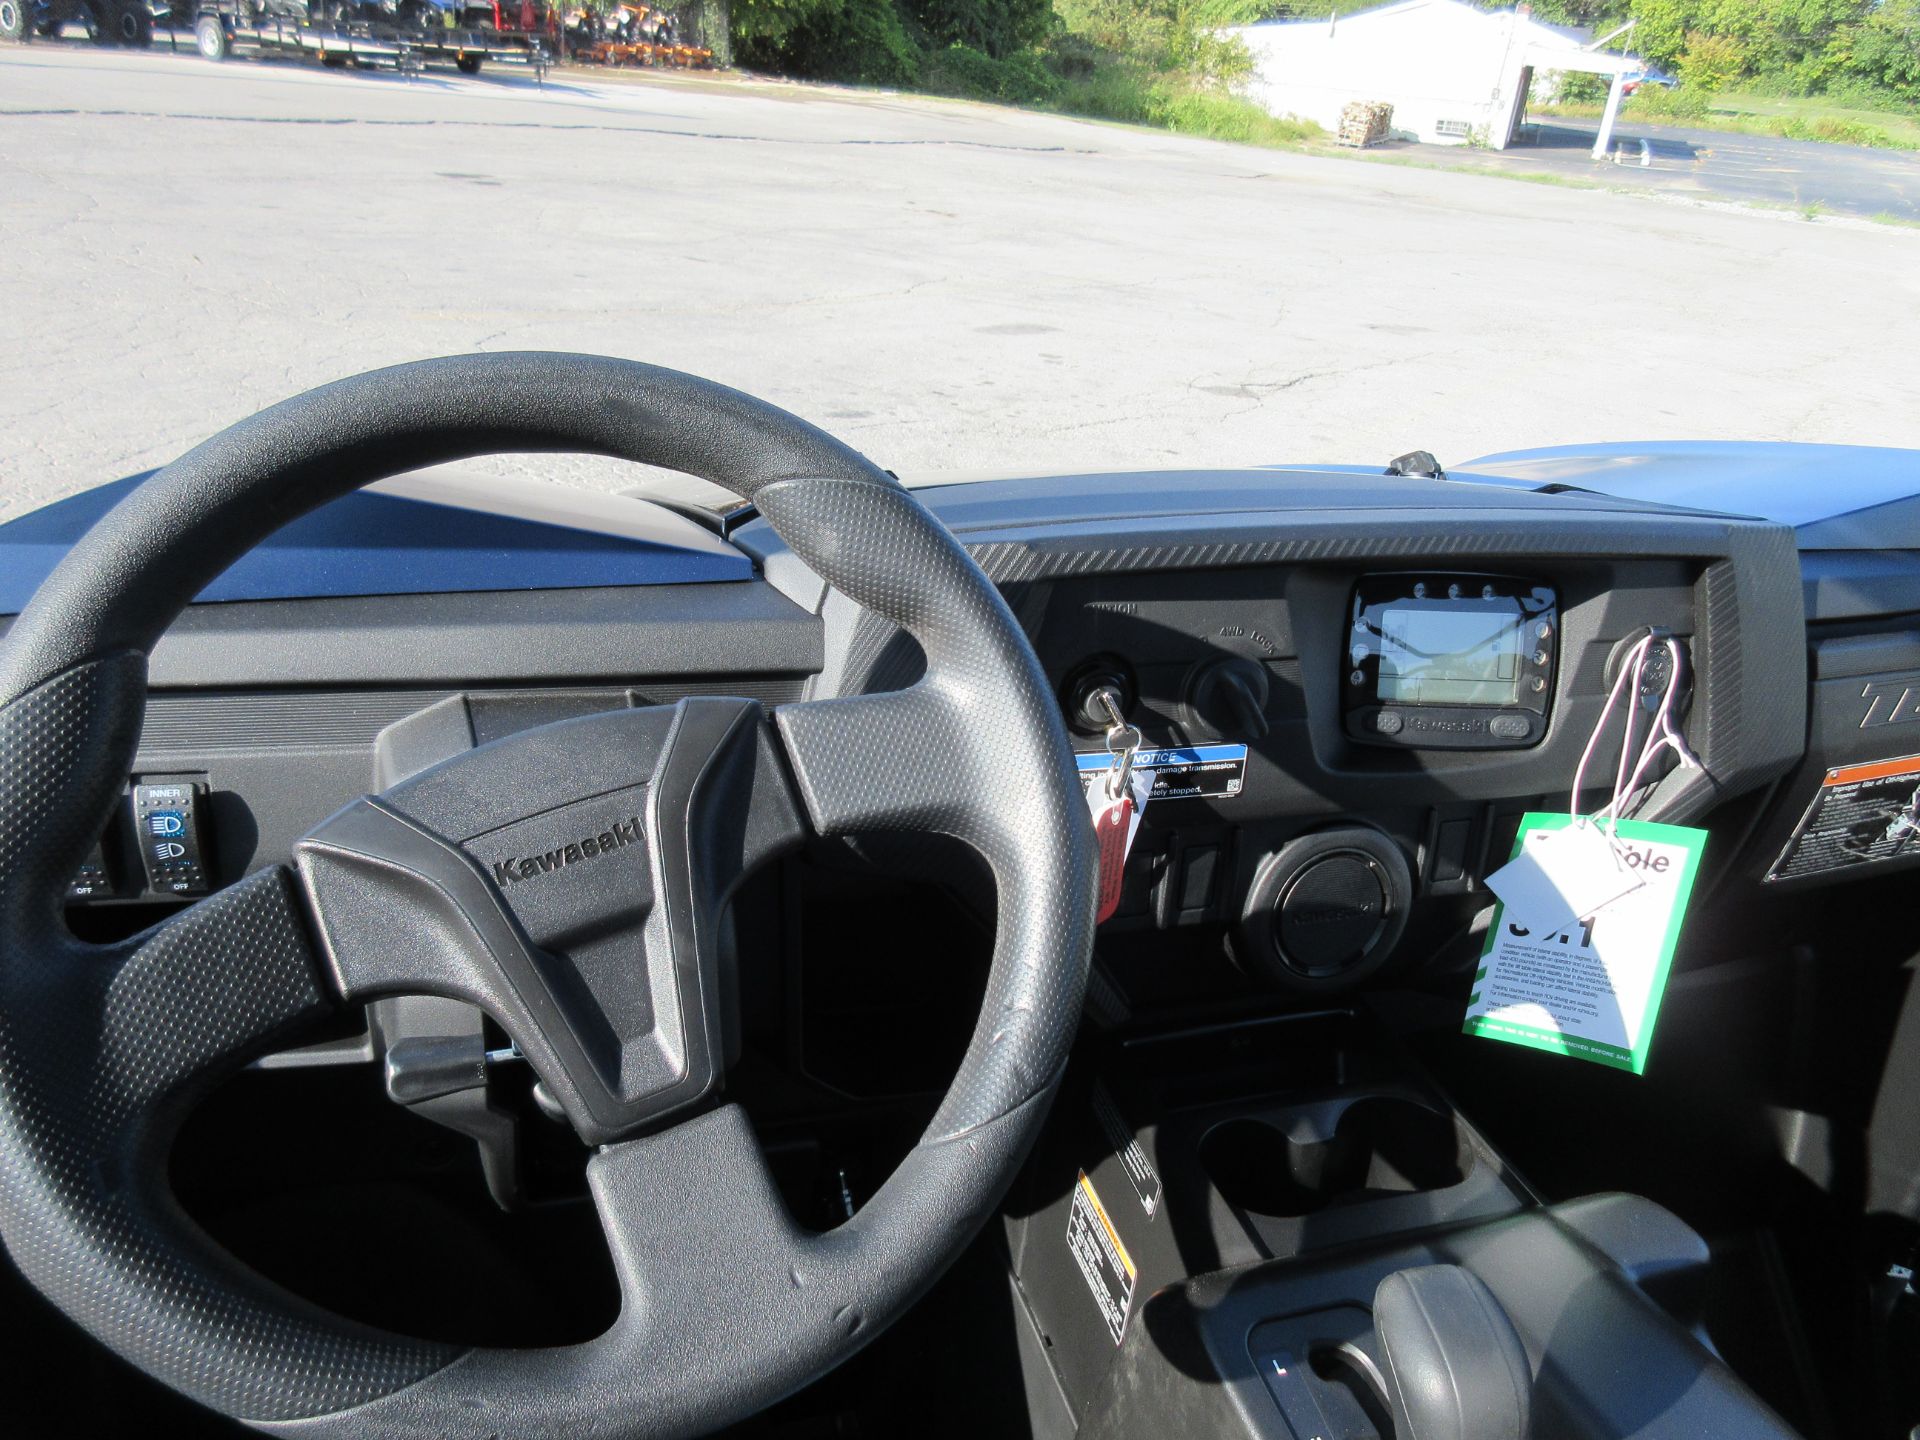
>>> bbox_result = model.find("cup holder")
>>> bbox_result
[1199,1096,1469,1219]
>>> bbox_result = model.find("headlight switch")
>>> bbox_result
[133,780,211,896]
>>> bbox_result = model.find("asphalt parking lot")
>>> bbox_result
[3,42,1918,522]
[1426,115,1920,221]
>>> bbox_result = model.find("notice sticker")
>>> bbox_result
[1767,752,1920,882]
[1465,813,1705,1075]
[1066,1170,1137,1345]
[1075,743,1247,802]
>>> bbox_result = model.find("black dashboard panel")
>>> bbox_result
[742,470,1807,824]
[29,578,825,903]
[43,467,1820,1009]
[129,580,821,688]
[729,468,1810,990]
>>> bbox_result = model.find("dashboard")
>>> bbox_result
[9,450,1920,1040]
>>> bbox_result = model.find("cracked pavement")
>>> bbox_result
[2,43,1918,523]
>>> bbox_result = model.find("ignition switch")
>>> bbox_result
[1062,658,1138,734]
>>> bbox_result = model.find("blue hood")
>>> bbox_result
[1461,442,1920,548]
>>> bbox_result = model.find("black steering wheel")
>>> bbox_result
[0,354,1098,1437]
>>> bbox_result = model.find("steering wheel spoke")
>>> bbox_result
[774,685,984,842]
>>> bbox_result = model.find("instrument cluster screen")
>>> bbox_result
[1376,605,1525,707]
[1346,573,1557,749]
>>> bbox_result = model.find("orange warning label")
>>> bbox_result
[1768,751,1920,882]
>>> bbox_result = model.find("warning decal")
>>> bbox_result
[1767,752,1920,882]
[1066,1170,1137,1345]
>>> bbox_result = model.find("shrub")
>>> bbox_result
[731,0,844,61]
[1052,63,1158,123]
[777,0,924,84]
[1819,78,1920,114]
[1550,70,1610,107]
[1145,84,1320,144]
[923,42,1061,101]
[1773,114,1904,148]
[1849,0,1920,104]
[1628,83,1710,122]
[904,0,1050,57]
[1678,30,1749,94]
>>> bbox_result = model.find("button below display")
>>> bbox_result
[1177,844,1219,914]
[1488,714,1531,740]
[1432,817,1473,884]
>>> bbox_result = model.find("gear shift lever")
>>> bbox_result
[1374,1265,1532,1440]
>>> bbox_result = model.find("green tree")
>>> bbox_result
[904,0,1049,56]
[1679,29,1748,90]
[731,0,841,55]
[1848,0,1920,101]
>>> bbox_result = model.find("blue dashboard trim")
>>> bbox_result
[0,475,751,616]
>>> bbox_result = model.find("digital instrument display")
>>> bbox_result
[1345,573,1557,750]
[1377,605,1524,706]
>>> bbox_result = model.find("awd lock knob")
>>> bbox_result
[1186,656,1271,740]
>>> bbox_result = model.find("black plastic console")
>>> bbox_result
[1004,1009,1800,1440]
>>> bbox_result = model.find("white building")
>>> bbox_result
[1229,0,1642,153]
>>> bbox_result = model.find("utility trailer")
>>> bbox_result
[171,2,548,75]
[9,0,554,75]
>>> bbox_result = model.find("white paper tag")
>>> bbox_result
[1484,819,1643,936]
[1466,814,1707,1074]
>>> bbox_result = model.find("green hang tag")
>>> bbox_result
[1463,812,1707,1075]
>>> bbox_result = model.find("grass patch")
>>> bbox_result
[1140,86,1320,146]
[903,0,1323,151]
[1532,87,1920,151]
[1711,91,1920,149]
[1871,211,1920,229]
[973,60,1323,147]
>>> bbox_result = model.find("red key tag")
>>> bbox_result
[1089,766,1152,924]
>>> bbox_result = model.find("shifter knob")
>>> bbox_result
[1374,1266,1531,1440]
[1186,656,1271,740]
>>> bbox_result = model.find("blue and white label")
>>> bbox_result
[1076,743,1248,801]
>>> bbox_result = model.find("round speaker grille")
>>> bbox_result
[1276,852,1388,976]
[1239,826,1412,991]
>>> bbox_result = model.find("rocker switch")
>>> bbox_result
[66,836,115,901]
[133,782,210,896]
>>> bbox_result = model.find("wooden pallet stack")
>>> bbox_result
[1337,101,1394,148]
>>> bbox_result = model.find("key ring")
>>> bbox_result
[1098,690,1142,802]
